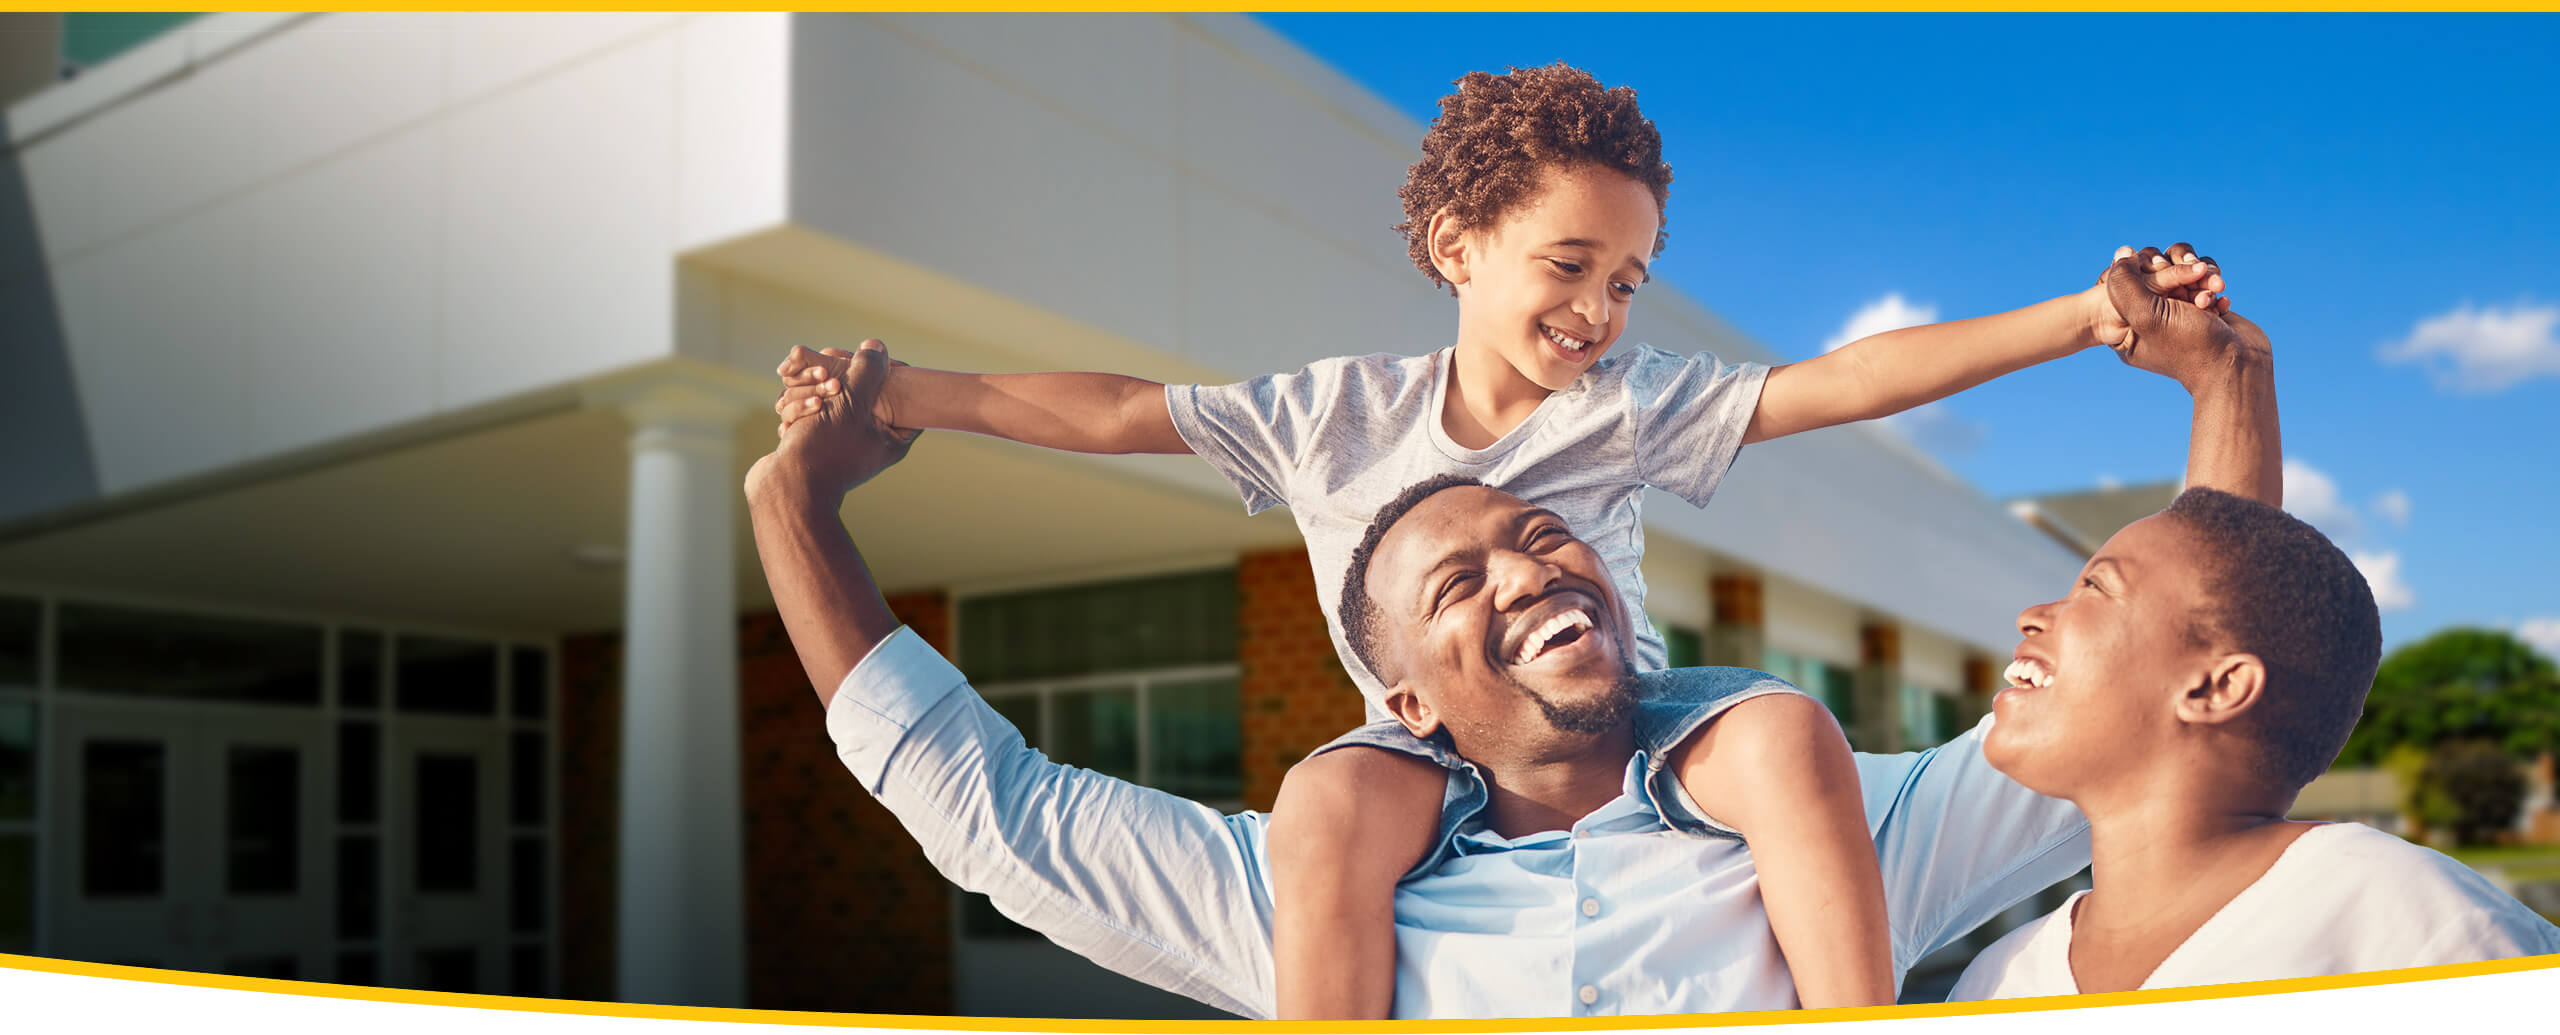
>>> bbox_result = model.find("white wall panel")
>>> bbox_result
[59,201,257,493]
[232,13,446,188]
[1902,625,1968,693]
[790,14,1182,352]
[242,128,442,458]
[1764,572,1862,666]
[444,12,680,108]
[80,44,265,247]
[440,31,677,406]
[675,14,790,254]
[1174,26,1407,264]
[1174,181,1446,375]
[881,14,1179,159]
[14,134,95,268]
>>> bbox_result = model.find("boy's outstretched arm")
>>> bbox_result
[1743,251,2225,445]
[774,343,1191,455]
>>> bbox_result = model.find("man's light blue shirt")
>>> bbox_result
[830,627,2090,1020]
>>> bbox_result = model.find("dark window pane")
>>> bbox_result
[0,596,34,686]
[222,954,297,980]
[337,837,377,939]
[337,951,378,987]
[0,833,30,953]
[1655,621,1704,670]
[0,701,32,821]
[509,647,548,720]
[59,604,322,706]
[226,745,300,895]
[415,754,478,893]
[83,740,164,897]
[509,732,543,826]
[960,570,1236,681]
[416,947,476,994]
[1820,664,1857,726]
[1049,686,1136,781]
[397,638,497,716]
[1149,677,1241,802]
[509,838,544,933]
[510,945,546,997]
[338,722,377,824]
[60,13,200,68]
[339,630,383,709]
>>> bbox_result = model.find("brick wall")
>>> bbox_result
[1237,547,1366,812]
[556,592,957,1012]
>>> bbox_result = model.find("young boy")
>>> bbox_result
[773,64,2222,1016]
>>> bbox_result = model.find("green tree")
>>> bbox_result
[2425,739,2528,846]
[2337,628,2558,766]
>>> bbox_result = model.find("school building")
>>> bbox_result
[0,13,2087,1017]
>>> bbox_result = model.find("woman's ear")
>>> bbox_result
[2176,653,2267,727]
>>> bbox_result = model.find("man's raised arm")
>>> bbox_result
[739,342,1281,1018]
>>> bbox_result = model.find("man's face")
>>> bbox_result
[1364,486,1640,757]
[1984,514,2223,798]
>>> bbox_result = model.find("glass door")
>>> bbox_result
[383,715,506,993]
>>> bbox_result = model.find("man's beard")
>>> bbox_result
[1508,659,1642,735]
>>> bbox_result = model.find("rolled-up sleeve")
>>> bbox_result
[826,628,1281,1018]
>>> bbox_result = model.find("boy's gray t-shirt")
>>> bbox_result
[1166,343,1768,719]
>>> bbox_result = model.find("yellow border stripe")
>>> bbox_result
[29,4,2560,13]
[8,951,2560,1031]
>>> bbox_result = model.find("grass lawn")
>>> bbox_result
[2448,843,2560,884]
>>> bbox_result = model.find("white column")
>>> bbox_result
[607,373,751,1007]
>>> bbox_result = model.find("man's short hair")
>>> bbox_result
[1339,474,1488,682]
[2160,487,2383,791]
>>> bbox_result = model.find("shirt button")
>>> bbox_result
[1578,984,1599,1006]
[1580,897,1601,917]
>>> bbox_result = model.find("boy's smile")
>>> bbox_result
[1438,163,1662,412]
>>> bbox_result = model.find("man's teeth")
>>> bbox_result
[1515,608,1596,665]
[2003,658,2056,689]
[1543,326,1591,352]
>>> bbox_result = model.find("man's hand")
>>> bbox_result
[774,343,905,434]
[745,339,921,508]
[2094,244,2264,392]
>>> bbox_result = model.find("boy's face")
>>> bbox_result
[1448,164,1659,391]
[1984,515,2223,800]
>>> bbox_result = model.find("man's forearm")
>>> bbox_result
[747,478,902,704]
[891,367,1192,455]
[2179,350,2281,506]
[1751,290,2103,443]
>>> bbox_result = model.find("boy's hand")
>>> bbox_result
[773,342,903,437]
[751,339,921,501]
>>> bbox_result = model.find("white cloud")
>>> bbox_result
[2378,300,2560,392]
[2351,551,2416,613]
[2519,618,2560,658]
[2096,474,2124,491]
[2372,488,2412,528]
[2281,458,2362,542]
[1822,293,1938,353]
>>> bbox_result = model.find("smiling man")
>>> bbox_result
[741,259,2268,1017]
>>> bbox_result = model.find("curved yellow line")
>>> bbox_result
[7,951,2559,1031]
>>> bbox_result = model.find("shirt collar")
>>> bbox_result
[1449,751,1671,854]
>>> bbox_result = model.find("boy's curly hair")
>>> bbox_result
[1395,63,1673,295]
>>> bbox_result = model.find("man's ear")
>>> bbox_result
[2176,653,2267,727]
[1384,682,1442,740]
[1426,209,1472,290]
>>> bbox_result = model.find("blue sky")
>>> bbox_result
[1260,13,2560,655]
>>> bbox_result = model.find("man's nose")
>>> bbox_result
[1488,549,1563,612]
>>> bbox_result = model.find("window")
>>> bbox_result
[59,14,201,76]
[1900,685,1959,748]
[957,571,1242,938]
[1651,618,1703,670]
[1762,648,1856,727]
